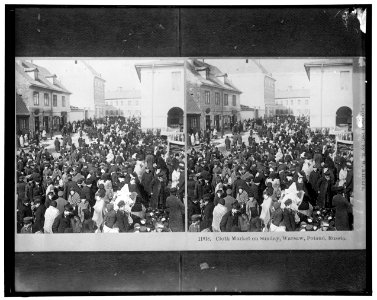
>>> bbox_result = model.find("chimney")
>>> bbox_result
[216,74,227,85]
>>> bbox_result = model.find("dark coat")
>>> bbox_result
[220,211,242,232]
[166,195,185,232]
[200,202,215,231]
[332,194,352,231]
[52,213,72,233]
[116,210,130,232]
[141,172,154,194]
[317,177,333,208]
[32,204,46,233]
[283,208,296,231]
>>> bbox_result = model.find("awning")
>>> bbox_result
[16,94,30,116]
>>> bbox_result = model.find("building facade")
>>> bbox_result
[275,88,310,117]
[135,61,185,132]
[209,59,276,118]
[105,88,141,118]
[15,60,71,135]
[186,59,242,133]
[304,59,357,130]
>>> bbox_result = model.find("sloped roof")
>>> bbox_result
[16,60,72,94]
[105,89,141,100]
[304,58,353,80]
[16,94,29,115]
[240,104,255,111]
[187,59,242,93]
[275,89,310,99]
[186,97,202,114]
[134,60,185,81]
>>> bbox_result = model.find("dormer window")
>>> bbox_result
[196,67,209,79]
[46,75,57,85]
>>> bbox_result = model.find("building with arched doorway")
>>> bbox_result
[304,59,357,131]
[135,61,185,132]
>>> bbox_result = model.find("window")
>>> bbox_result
[213,92,219,105]
[305,99,308,105]
[297,99,301,105]
[340,71,350,90]
[204,91,210,104]
[291,99,294,106]
[285,100,288,106]
[232,95,236,106]
[120,100,123,106]
[224,94,228,106]
[44,93,49,106]
[53,95,57,107]
[172,71,181,91]
[62,96,66,107]
[128,100,132,106]
[33,92,39,106]
[191,118,197,128]
[135,100,139,106]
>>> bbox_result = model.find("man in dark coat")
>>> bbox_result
[332,192,352,231]
[200,195,215,231]
[52,204,74,233]
[54,137,60,152]
[32,198,46,233]
[283,199,296,231]
[166,187,185,232]
[317,170,333,208]
[220,201,242,232]
[115,201,130,233]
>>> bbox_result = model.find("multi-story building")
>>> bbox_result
[135,61,185,132]
[31,60,106,119]
[105,88,141,118]
[304,58,361,130]
[15,60,71,135]
[186,59,242,133]
[275,87,310,117]
[207,59,276,118]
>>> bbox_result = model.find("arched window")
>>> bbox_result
[336,106,352,130]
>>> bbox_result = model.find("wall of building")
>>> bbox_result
[197,85,241,130]
[139,65,184,131]
[69,110,83,122]
[227,73,265,110]
[309,65,353,129]
[105,98,141,117]
[275,97,310,116]
[240,110,256,121]
[16,72,71,134]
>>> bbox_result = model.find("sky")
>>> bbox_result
[30,58,323,107]
[206,58,322,90]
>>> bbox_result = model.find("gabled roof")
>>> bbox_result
[105,89,141,100]
[240,104,255,111]
[275,89,310,99]
[186,97,202,114]
[304,58,353,80]
[16,94,29,115]
[187,59,242,94]
[16,60,72,94]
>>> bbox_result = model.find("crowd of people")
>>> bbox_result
[187,115,354,232]
[16,116,186,234]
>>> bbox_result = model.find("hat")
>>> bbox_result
[219,198,225,206]
[191,214,201,222]
[284,199,292,206]
[170,187,177,193]
[58,191,64,197]
[98,189,106,198]
[226,189,232,195]
[134,223,141,229]
[118,200,125,208]
[324,170,330,176]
